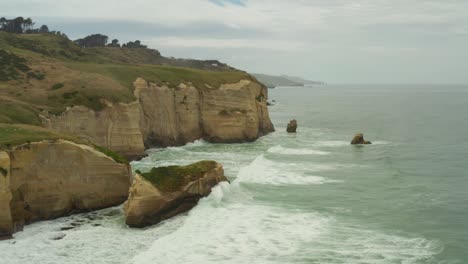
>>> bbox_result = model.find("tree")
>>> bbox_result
[12,17,24,33]
[75,34,109,48]
[23,17,34,31]
[107,39,120,47]
[39,25,49,33]
[122,40,147,49]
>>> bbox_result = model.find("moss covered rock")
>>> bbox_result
[124,161,227,228]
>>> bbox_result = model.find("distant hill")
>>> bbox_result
[252,73,324,88]
[280,75,325,86]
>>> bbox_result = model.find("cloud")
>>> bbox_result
[3,0,468,83]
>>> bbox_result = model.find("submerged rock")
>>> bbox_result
[287,119,298,133]
[124,161,227,228]
[351,133,372,145]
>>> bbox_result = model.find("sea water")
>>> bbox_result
[1,84,468,264]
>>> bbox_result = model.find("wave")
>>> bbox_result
[267,145,330,155]
[235,155,339,186]
[132,201,440,264]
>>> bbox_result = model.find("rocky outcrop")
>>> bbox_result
[41,101,146,160]
[42,78,274,157]
[124,161,227,228]
[351,133,372,145]
[0,140,131,239]
[287,119,298,133]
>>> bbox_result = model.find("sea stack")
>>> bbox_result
[124,161,227,228]
[351,133,372,145]
[287,119,298,133]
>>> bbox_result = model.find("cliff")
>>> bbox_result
[124,161,227,228]
[0,125,131,239]
[42,78,274,158]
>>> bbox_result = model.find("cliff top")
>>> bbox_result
[0,32,256,125]
[0,123,127,163]
[136,161,219,192]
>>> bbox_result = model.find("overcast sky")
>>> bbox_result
[3,0,468,84]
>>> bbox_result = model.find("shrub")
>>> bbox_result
[51,82,64,90]
[92,144,128,164]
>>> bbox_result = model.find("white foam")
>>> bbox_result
[235,155,338,186]
[132,200,440,264]
[132,203,330,264]
[372,141,391,145]
[312,140,350,147]
[267,145,330,155]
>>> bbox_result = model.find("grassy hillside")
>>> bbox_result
[0,123,127,163]
[0,32,253,125]
[251,73,304,88]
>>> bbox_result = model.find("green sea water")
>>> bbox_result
[1,84,467,264]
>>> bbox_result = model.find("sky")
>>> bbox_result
[2,0,468,84]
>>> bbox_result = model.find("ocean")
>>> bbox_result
[1,84,468,264]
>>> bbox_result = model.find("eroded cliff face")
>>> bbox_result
[42,78,274,157]
[0,140,131,238]
[42,101,146,160]
[124,162,227,228]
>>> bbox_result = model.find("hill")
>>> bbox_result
[0,32,253,125]
[252,73,324,88]
[251,73,303,88]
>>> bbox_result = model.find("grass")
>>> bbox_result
[0,124,128,163]
[92,144,128,164]
[0,99,42,125]
[0,32,254,123]
[0,49,31,81]
[138,160,218,192]
[0,124,79,150]
[66,62,252,90]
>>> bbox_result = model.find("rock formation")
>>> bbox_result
[287,119,298,133]
[0,140,131,239]
[124,161,227,228]
[42,78,274,159]
[351,133,372,145]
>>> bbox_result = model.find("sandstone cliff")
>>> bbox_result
[0,140,131,239]
[42,78,274,158]
[124,161,227,228]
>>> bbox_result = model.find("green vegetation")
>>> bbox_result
[138,161,218,192]
[0,49,30,81]
[0,124,127,164]
[92,144,128,164]
[0,100,41,125]
[51,82,64,90]
[0,124,80,149]
[66,62,251,90]
[0,31,253,124]
[0,167,7,177]
[27,71,45,80]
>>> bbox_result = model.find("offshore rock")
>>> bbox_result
[287,119,298,133]
[351,133,372,145]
